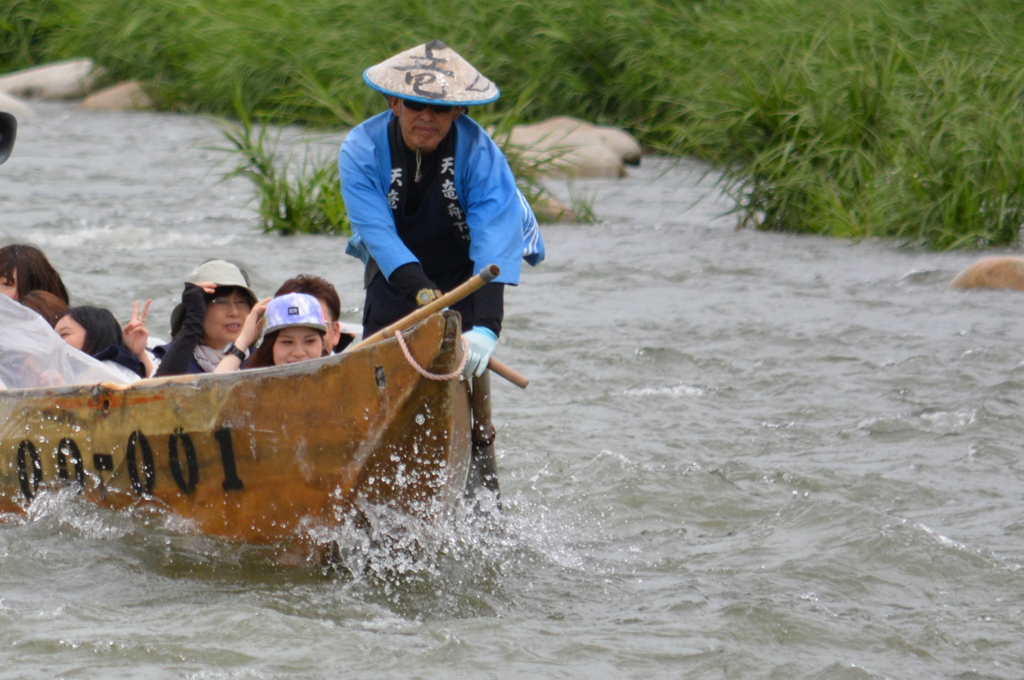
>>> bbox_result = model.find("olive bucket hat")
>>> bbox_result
[170,260,258,337]
[363,39,499,106]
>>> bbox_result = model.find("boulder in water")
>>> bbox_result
[81,81,154,111]
[503,116,642,178]
[949,256,1024,290]
[531,195,577,223]
[0,90,33,118]
[0,59,102,100]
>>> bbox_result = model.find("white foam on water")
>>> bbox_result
[917,409,977,434]
[24,223,245,250]
[293,489,585,620]
[623,383,706,397]
[23,487,134,541]
[916,522,970,551]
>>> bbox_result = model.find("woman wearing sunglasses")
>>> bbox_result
[339,40,545,379]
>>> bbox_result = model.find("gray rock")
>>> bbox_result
[0,59,103,100]
[0,90,33,118]
[81,81,154,111]
[502,116,642,178]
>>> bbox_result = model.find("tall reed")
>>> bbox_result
[215,102,593,235]
[215,104,349,235]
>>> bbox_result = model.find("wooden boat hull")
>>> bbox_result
[0,312,472,544]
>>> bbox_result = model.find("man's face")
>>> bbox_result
[388,97,461,154]
[316,298,341,352]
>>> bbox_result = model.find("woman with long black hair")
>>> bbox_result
[55,305,150,382]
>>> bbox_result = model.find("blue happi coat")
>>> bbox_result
[338,111,544,285]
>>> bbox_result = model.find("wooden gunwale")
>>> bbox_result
[0,311,473,544]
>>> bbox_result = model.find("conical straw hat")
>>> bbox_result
[363,40,499,106]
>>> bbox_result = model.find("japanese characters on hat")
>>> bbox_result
[363,40,500,106]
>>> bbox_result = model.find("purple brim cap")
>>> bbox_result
[265,292,327,333]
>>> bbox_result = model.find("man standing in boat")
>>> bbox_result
[338,40,544,379]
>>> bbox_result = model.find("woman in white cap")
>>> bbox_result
[213,292,329,372]
[153,259,259,376]
[339,40,545,378]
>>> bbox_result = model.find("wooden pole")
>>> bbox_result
[351,263,530,389]
[351,264,500,351]
[466,371,501,510]
[487,358,529,388]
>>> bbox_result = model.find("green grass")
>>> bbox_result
[213,96,593,234]
[5,0,1024,246]
[215,106,349,236]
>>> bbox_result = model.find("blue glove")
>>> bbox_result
[462,327,497,377]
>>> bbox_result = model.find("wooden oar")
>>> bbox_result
[351,264,499,349]
[488,357,528,388]
[466,371,502,510]
[350,264,530,389]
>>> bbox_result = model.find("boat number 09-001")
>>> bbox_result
[15,426,244,501]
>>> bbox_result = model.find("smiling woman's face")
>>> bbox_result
[55,314,87,351]
[202,289,252,349]
[272,327,324,365]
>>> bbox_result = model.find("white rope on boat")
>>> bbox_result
[394,331,470,381]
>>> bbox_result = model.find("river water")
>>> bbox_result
[1,103,1023,679]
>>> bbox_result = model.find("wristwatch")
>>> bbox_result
[415,288,440,306]
[223,342,246,361]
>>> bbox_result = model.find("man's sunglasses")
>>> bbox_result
[402,99,456,114]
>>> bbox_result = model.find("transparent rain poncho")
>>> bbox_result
[0,293,128,389]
